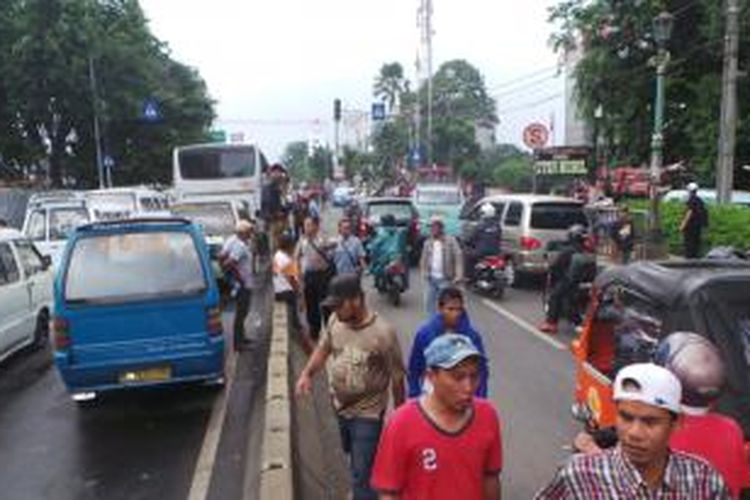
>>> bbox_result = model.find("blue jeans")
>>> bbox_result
[425,276,450,316]
[338,416,383,500]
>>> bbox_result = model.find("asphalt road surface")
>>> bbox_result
[0,293,270,500]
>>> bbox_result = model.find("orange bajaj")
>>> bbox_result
[571,260,750,467]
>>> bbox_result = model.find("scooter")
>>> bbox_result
[469,255,508,299]
[374,258,407,306]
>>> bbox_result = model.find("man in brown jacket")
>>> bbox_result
[420,216,463,315]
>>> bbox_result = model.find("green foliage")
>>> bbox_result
[548,0,750,188]
[493,156,534,192]
[0,0,214,187]
[281,141,333,184]
[373,62,405,112]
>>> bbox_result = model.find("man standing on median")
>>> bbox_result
[295,273,406,500]
[371,334,503,500]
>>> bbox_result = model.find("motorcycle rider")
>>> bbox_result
[464,202,502,281]
[367,214,408,290]
[539,224,592,334]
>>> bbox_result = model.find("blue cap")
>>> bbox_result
[424,334,483,369]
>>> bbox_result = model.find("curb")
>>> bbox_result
[257,301,293,500]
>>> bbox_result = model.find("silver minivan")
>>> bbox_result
[460,194,587,286]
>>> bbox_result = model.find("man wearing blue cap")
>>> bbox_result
[371,334,503,500]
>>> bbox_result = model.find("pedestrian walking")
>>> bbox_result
[680,182,708,259]
[295,215,335,341]
[535,363,731,499]
[371,334,503,500]
[273,232,315,355]
[420,216,463,316]
[612,205,635,264]
[260,162,289,251]
[295,274,405,500]
[220,220,257,351]
[333,218,366,275]
[407,286,488,398]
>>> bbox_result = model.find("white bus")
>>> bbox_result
[172,143,267,217]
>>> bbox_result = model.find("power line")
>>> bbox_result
[497,93,564,115]
[488,64,559,91]
[492,73,561,98]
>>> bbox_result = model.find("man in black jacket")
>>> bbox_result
[261,163,288,251]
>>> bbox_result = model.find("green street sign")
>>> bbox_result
[209,130,227,143]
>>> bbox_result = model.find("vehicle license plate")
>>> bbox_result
[119,366,171,383]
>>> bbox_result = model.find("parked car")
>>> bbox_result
[360,197,421,264]
[22,195,92,269]
[0,228,53,364]
[460,194,588,286]
[412,183,464,238]
[53,218,225,404]
[332,186,356,207]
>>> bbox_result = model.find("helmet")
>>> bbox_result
[653,332,726,408]
[567,224,587,244]
[687,182,699,192]
[380,214,397,227]
[479,203,496,219]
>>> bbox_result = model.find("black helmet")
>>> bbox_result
[380,214,397,227]
[567,224,587,244]
[654,332,726,408]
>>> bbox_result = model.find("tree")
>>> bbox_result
[1,0,214,187]
[548,0,750,186]
[373,62,406,112]
[282,141,310,182]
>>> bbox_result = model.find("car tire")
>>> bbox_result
[32,309,50,350]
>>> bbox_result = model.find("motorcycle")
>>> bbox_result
[469,255,508,299]
[374,258,407,306]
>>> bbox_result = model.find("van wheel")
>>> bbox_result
[32,310,50,349]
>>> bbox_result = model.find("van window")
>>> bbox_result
[0,243,20,284]
[64,231,207,304]
[504,202,523,227]
[14,240,46,276]
[26,210,46,240]
[49,207,90,241]
[531,203,587,230]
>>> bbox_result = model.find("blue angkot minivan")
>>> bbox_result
[53,218,225,404]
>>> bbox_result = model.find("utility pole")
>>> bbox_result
[717,0,741,204]
[88,55,105,190]
[425,0,434,166]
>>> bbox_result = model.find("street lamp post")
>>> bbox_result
[647,11,674,258]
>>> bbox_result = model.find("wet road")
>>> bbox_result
[0,294,270,500]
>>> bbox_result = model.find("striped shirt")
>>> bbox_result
[535,446,731,499]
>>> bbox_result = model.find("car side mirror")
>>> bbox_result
[42,255,52,269]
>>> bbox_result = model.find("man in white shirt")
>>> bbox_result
[221,220,256,351]
[419,216,463,315]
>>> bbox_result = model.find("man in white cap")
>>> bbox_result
[680,182,708,258]
[535,363,730,499]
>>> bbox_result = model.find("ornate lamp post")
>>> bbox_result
[647,11,674,257]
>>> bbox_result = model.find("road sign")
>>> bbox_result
[142,98,161,122]
[523,123,549,149]
[209,130,227,143]
[372,103,386,121]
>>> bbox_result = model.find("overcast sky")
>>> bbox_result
[139,0,566,160]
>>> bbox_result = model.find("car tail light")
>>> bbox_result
[520,236,542,251]
[207,307,223,336]
[52,316,71,350]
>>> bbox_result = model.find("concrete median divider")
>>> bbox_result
[258,301,294,500]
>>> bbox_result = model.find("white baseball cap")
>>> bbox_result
[613,363,682,414]
[687,182,699,192]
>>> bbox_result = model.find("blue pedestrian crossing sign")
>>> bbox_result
[142,98,161,122]
[372,103,386,121]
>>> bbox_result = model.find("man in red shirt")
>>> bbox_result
[371,334,502,500]
[656,332,750,499]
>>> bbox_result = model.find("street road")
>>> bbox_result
[0,296,270,500]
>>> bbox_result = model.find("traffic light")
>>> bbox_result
[333,99,342,122]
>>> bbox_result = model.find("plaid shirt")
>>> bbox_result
[535,446,731,499]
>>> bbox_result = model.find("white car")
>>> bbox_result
[0,228,53,363]
[22,197,92,270]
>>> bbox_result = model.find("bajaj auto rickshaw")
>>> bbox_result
[570,260,750,463]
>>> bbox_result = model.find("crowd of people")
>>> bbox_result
[219,163,744,499]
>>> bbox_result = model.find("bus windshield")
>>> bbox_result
[178,146,256,180]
